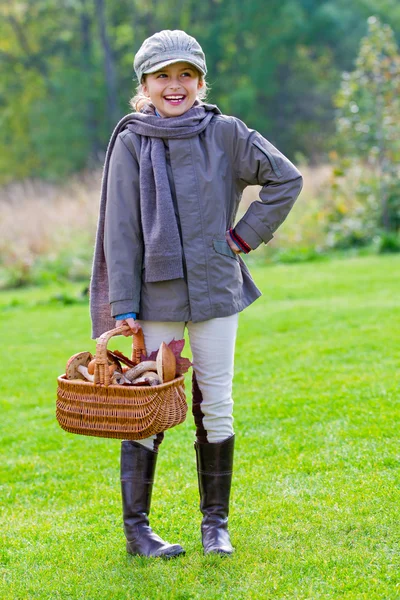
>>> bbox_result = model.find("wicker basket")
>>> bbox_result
[56,325,188,440]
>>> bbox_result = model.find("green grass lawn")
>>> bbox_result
[1,255,399,599]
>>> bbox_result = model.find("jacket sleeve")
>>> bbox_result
[231,117,303,250]
[104,132,143,318]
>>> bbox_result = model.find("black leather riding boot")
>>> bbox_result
[194,435,235,555]
[120,440,185,558]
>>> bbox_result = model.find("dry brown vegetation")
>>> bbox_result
[241,164,333,251]
[0,170,102,286]
[0,164,332,287]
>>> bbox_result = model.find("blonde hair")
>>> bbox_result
[129,73,209,113]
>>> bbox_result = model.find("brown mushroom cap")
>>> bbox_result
[156,342,176,383]
[65,352,93,380]
[87,358,96,375]
[108,364,118,376]
[107,351,122,371]
[108,349,135,368]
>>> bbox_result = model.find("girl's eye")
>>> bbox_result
[155,71,193,79]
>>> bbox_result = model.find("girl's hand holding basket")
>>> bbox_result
[115,317,141,336]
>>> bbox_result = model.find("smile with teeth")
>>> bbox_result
[163,95,186,104]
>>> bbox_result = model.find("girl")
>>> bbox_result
[90,29,303,559]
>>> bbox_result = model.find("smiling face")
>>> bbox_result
[142,61,204,118]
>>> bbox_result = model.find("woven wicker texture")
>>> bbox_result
[56,326,187,440]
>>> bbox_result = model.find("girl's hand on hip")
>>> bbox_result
[225,230,242,254]
[115,317,141,336]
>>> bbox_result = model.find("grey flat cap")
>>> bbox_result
[134,30,207,82]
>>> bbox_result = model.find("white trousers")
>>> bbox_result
[135,313,239,450]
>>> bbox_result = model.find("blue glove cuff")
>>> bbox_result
[115,312,137,321]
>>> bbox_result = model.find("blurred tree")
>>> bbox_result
[0,0,103,180]
[184,0,371,160]
[334,16,400,232]
[1,0,400,182]
[94,0,119,127]
[79,0,101,159]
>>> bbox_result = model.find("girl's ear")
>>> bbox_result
[197,79,204,90]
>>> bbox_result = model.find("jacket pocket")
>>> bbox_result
[252,141,282,178]
[213,239,239,260]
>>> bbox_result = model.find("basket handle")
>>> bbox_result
[94,325,146,386]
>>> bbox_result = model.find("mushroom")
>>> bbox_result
[156,342,176,383]
[111,371,132,385]
[107,351,122,371]
[77,366,94,382]
[124,361,158,382]
[65,352,93,381]
[108,349,136,368]
[131,371,161,386]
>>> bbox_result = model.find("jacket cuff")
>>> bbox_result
[110,300,139,318]
[234,219,274,250]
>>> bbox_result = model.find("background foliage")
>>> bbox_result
[1,0,400,182]
[0,2,399,287]
[331,16,400,249]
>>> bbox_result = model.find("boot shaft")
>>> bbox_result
[194,435,235,519]
[120,440,157,520]
[120,440,185,557]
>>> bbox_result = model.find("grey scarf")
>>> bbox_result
[90,101,221,337]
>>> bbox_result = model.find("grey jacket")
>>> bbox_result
[104,114,303,323]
